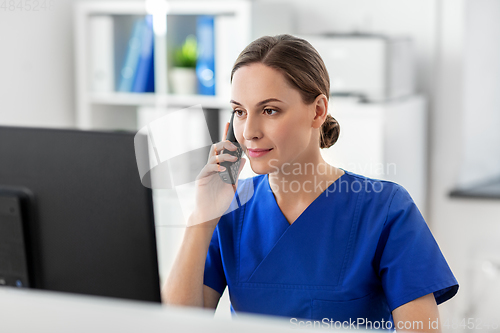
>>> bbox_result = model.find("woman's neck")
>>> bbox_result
[267,157,344,206]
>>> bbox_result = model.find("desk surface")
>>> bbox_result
[450,176,500,199]
[0,287,352,332]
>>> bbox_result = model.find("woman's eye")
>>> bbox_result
[233,109,245,117]
[264,108,278,115]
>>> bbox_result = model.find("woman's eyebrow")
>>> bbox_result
[230,98,285,107]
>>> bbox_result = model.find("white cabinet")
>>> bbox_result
[322,95,427,215]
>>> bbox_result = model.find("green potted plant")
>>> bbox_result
[170,35,198,94]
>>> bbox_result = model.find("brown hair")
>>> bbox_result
[230,34,340,149]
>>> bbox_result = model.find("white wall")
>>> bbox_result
[459,0,500,187]
[430,0,500,326]
[0,0,75,127]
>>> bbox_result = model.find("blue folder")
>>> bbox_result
[132,15,155,93]
[117,18,144,92]
[196,15,215,95]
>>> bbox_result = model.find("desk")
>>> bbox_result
[0,287,351,332]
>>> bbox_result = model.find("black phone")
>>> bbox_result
[218,112,243,185]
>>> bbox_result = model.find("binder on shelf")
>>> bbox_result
[196,15,215,96]
[89,15,114,92]
[117,18,144,92]
[132,15,155,93]
[214,14,242,100]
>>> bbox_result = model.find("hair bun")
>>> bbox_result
[320,114,340,149]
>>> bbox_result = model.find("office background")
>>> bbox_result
[1,0,500,329]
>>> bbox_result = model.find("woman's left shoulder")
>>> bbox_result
[340,169,409,202]
[341,170,426,232]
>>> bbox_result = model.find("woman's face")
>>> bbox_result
[230,63,321,175]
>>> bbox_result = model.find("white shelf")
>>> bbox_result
[75,1,247,16]
[89,92,230,109]
[76,1,147,15]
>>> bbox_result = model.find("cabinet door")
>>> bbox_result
[322,102,385,179]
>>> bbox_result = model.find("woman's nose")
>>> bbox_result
[243,114,262,141]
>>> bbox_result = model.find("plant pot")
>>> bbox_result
[169,67,197,95]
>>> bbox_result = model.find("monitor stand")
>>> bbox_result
[0,187,32,288]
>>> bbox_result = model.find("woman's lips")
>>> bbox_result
[247,148,273,158]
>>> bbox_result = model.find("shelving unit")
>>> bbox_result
[89,92,230,109]
[73,0,293,131]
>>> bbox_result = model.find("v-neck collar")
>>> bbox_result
[263,169,348,227]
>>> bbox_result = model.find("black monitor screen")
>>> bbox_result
[0,126,161,303]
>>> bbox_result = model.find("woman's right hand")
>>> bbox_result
[190,122,246,227]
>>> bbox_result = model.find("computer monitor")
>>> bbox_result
[0,126,161,303]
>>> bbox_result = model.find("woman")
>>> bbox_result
[164,34,458,332]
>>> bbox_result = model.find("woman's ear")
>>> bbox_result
[312,94,328,129]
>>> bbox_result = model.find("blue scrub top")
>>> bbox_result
[204,169,458,324]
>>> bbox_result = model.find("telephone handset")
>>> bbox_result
[218,112,243,184]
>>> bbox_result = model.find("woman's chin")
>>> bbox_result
[248,160,272,175]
